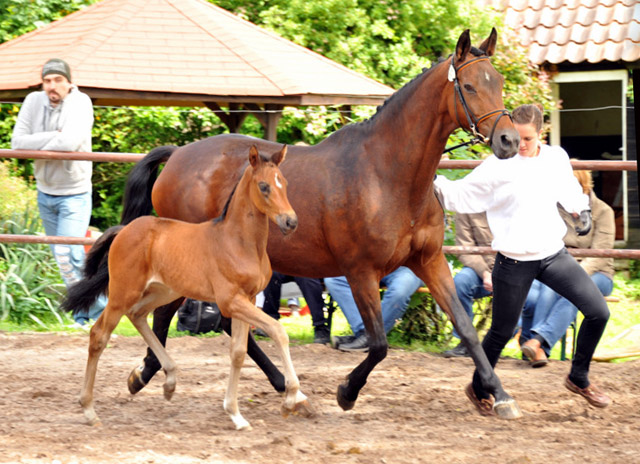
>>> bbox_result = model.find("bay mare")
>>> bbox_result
[118,29,522,418]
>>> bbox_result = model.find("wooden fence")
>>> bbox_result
[1,148,638,259]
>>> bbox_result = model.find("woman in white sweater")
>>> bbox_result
[435,104,611,414]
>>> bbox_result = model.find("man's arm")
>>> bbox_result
[41,92,93,152]
[11,94,58,150]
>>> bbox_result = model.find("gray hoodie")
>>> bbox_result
[11,85,94,195]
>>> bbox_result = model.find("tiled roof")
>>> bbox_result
[0,0,393,105]
[502,0,640,64]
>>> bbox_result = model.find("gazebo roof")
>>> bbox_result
[0,0,394,107]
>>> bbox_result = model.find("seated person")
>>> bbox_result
[325,266,423,352]
[445,212,539,358]
[520,168,615,367]
[261,271,331,344]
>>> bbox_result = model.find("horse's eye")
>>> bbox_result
[464,83,476,94]
[259,182,270,195]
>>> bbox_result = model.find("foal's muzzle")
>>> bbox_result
[276,213,298,235]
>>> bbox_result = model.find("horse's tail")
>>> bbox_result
[61,225,123,315]
[120,145,178,225]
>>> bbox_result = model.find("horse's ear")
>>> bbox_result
[249,145,260,167]
[271,144,287,166]
[455,29,471,63]
[478,27,497,57]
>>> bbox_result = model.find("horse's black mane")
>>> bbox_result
[213,182,238,224]
[353,46,487,128]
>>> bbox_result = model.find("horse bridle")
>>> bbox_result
[447,55,511,151]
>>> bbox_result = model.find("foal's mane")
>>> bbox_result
[212,155,271,224]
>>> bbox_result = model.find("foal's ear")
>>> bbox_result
[271,144,287,166]
[249,145,260,168]
[478,27,497,57]
[455,29,471,64]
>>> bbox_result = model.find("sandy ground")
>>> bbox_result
[0,331,639,464]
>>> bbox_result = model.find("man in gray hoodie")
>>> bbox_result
[11,58,106,325]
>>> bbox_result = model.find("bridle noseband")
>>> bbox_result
[447,55,511,151]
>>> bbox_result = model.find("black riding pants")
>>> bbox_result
[473,248,609,394]
[262,272,328,328]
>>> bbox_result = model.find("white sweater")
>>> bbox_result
[435,145,589,261]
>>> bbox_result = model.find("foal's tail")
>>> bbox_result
[61,226,123,315]
[120,145,178,225]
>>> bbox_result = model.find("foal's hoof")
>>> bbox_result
[163,382,175,401]
[337,383,356,411]
[127,365,147,395]
[289,399,316,418]
[494,399,523,419]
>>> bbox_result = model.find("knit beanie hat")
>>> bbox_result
[42,58,72,82]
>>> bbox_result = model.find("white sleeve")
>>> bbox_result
[434,162,497,214]
[11,94,58,150]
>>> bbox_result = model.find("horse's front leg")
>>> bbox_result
[225,318,252,430]
[336,274,387,411]
[227,295,314,420]
[412,252,522,419]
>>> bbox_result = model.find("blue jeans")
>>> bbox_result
[453,266,539,339]
[38,191,107,324]
[518,279,547,343]
[530,272,613,356]
[324,266,423,337]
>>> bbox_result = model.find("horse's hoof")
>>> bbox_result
[163,383,175,401]
[337,383,356,411]
[127,365,147,395]
[290,399,316,418]
[494,399,523,419]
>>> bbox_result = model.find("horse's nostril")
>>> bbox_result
[287,216,298,229]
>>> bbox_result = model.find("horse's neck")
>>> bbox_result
[222,171,269,255]
[367,63,456,181]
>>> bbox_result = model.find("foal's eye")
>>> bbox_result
[259,182,270,195]
[464,83,476,94]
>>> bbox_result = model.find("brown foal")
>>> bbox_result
[72,145,310,430]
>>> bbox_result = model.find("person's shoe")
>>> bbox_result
[338,334,369,352]
[464,383,496,417]
[313,325,331,344]
[253,327,269,338]
[443,342,470,358]
[564,376,611,408]
[331,334,356,349]
[521,339,548,368]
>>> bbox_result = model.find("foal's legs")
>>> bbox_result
[224,318,252,430]
[127,300,287,395]
[79,303,125,425]
[414,253,522,419]
[226,295,314,422]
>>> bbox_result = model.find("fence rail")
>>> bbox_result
[1,149,637,171]
[1,149,638,260]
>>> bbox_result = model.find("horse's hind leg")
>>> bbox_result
[224,318,252,430]
[79,304,123,426]
[128,298,182,394]
[413,253,522,419]
[128,308,179,401]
